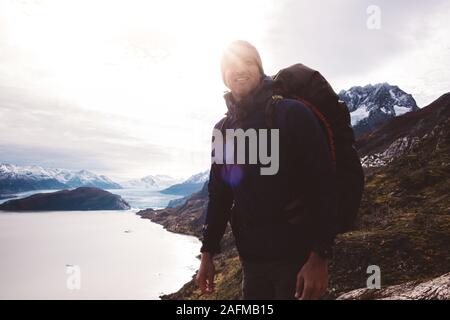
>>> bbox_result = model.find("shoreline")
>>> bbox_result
[136,207,204,300]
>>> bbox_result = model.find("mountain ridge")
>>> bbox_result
[0,163,122,194]
[339,83,419,137]
[160,170,209,196]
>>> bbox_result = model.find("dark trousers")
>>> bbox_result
[241,259,306,300]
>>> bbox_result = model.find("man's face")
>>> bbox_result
[223,53,262,102]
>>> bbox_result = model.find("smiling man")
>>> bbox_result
[221,43,263,101]
[196,40,338,300]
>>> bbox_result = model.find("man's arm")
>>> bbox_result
[197,123,234,294]
[200,162,234,256]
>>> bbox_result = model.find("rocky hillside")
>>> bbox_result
[357,92,449,168]
[137,93,449,300]
[338,272,450,300]
[0,187,130,211]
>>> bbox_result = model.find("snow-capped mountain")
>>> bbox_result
[121,174,182,190]
[160,170,209,196]
[0,163,121,194]
[46,168,121,189]
[183,170,210,184]
[338,83,419,137]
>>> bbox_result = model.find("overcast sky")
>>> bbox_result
[1,0,449,181]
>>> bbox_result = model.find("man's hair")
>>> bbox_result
[220,40,264,86]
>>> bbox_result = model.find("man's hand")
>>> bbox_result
[196,252,216,294]
[295,251,328,300]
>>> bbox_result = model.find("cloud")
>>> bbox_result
[261,0,446,75]
[0,85,195,179]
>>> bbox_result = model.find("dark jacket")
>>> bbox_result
[200,76,338,263]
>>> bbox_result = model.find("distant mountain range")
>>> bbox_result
[0,163,187,195]
[120,174,182,190]
[0,164,122,194]
[160,170,209,196]
[339,83,419,137]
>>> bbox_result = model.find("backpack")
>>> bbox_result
[268,63,365,233]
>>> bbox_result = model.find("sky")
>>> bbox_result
[0,0,449,182]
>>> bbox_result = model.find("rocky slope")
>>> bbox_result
[338,272,450,300]
[357,92,449,169]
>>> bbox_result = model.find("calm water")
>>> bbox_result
[0,189,200,300]
[0,188,183,209]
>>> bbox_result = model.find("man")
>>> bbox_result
[196,40,338,300]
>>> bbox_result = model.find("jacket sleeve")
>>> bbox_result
[199,123,234,256]
[286,101,338,253]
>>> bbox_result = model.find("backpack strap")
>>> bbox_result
[218,116,229,137]
[265,94,337,168]
[294,96,337,167]
[265,95,283,129]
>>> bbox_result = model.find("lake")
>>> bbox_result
[0,189,201,299]
[0,188,182,209]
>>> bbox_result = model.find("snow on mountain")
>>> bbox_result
[40,168,119,188]
[0,163,53,180]
[151,174,184,188]
[338,83,419,136]
[160,170,209,196]
[349,106,370,126]
[121,174,182,189]
[0,163,121,194]
[183,170,210,184]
